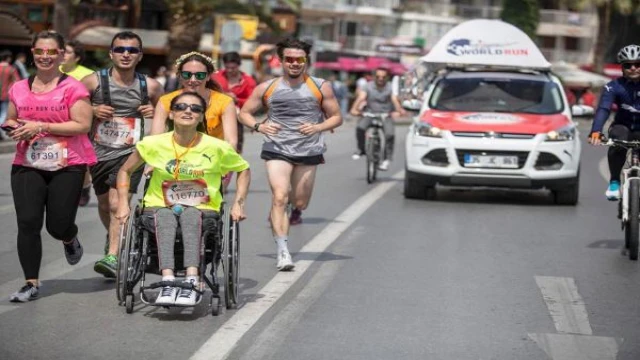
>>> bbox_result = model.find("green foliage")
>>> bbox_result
[500,0,540,40]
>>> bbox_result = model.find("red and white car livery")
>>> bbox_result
[403,20,584,205]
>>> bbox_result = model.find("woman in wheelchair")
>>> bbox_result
[114,92,250,306]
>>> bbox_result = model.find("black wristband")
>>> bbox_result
[254,122,261,131]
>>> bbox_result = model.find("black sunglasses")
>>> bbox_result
[180,71,209,81]
[171,103,205,113]
[112,46,141,54]
[622,62,640,70]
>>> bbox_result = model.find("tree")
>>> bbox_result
[500,0,540,40]
[563,0,638,72]
[166,0,301,66]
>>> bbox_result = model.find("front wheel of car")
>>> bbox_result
[404,175,436,200]
[553,173,580,206]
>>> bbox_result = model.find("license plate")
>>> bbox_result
[464,154,519,168]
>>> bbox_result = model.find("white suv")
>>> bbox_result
[404,69,582,205]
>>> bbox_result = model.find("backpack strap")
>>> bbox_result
[304,75,323,105]
[99,68,111,107]
[261,77,281,108]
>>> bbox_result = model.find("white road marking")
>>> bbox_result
[190,172,404,360]
[598,156,608,183]
[528,333,620,360]
[0,254,102,315]
[534,276,592,335]
[0,204,13,215]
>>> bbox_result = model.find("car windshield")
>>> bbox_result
[429,77,564,114]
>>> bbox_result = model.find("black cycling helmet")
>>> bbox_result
[617,45,640,63]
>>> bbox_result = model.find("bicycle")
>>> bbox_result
[601,136,640,260]
[362,112,388,184]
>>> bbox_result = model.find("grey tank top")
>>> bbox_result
[365,82,394,114]
[262,76,326,157]
[90,70,146,161]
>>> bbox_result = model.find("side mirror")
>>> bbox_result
[402,99,422,111]
[571,105,595,117]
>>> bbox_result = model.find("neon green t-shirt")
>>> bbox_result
[59,65,94,81]
[136,132,249,212]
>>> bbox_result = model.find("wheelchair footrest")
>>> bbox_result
[142,280,202,292]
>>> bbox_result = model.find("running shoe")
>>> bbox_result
[9,282,39,302]
[93,254,117,278]
[289,208,302,225]
[78,186,91,207]
[352,151,364,160]
[378,159,390,171]
[276,249,294,271]
[175,279,198,306]
[606,180,621,201]
[155,286,178,306]
[63,236,83,265]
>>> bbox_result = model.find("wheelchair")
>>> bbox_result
[115,201,239,316]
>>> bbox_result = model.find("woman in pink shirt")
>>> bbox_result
[3,31,96,302]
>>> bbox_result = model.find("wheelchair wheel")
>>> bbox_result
[210,295,221,316]
[116,207,137,304]
[223,208,240,309]
[125,294,134,314]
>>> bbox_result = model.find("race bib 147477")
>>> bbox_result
[24,137,68,171]
[162,179,210,207]
[93,117,141,148]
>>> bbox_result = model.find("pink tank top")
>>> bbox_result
[9,76,97,170]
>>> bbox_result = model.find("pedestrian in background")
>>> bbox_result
[0,50,20,140]
[13,53,29,79]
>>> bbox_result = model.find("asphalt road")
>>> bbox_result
[0,119,639,360]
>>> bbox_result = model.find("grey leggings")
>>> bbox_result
[142,207,218,270]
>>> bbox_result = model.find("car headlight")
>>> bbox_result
[415,122,443,138]
[545,125,575,142]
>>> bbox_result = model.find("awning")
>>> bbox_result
[0,10,34,46]
[419,19,551,70]
[74,26,227,55]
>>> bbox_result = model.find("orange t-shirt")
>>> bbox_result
[159,89,233,140]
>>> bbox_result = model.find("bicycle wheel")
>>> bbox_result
[365,128,378,184]
[628,179,639,260]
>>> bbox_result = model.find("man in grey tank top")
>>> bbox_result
[239,38,342,271]
[350,67,407,171]
[81,31,163,278]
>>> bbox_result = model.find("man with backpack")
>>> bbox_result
[81,31,164,277]
[239,37,342,271]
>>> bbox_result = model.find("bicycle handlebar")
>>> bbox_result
[599,136,640,148]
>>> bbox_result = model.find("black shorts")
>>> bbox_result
[260,150,325,166]
[90,154,144,196]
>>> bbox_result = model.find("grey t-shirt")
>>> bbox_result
[262,76,326,157]
[90,70,146,161]
[365,82,394,114]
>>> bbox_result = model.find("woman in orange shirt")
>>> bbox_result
[151,52,238,149]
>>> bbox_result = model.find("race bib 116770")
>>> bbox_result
[162,179,210,207]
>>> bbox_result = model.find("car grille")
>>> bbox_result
[451,132,535,140]
[455,149,529,169]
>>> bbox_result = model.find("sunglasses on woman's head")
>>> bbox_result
[32,48,60,56]
[622,62,640,70]
[284,56,307,64]
[172,103,205,113]
[180,71,208,81]
[111,46,141,54]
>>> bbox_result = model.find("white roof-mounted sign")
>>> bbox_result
[419,19,551,71]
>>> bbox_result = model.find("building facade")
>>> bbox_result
[299,0,597,66]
